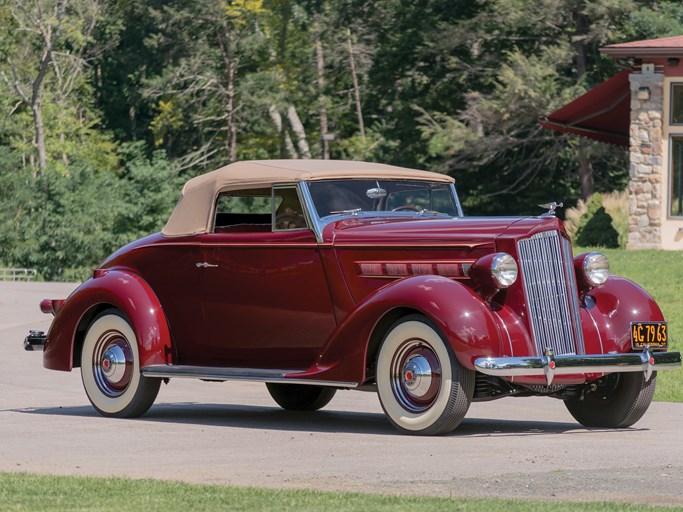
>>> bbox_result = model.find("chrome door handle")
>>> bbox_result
[195,262,218,268]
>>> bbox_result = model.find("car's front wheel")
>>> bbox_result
[266,383,337,411]
[376,315,474,435]
[564,372,656,428]
[81,309,160,418]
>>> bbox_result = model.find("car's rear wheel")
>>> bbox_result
[564,372,656,428]
[266,383,337,411]
[81,309,160,418]
[376,314,474,435]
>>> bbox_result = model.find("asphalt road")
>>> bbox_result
[2,281,683,506]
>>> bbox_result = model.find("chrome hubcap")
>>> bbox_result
[402,355,433,397]
[101,344,128,385]
[92,330,133,398]
[390,340,441,412]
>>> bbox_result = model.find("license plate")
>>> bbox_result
[631,322,668,349]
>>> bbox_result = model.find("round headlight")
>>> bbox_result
[583,252,609,286]
[491,253,518,288]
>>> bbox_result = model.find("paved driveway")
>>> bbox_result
[2,281,683,505]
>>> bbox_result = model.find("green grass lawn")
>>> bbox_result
[1,473,679,512]
[576,247,683,402]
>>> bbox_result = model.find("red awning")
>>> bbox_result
[540,70,630,147]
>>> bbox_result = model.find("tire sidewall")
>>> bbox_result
[376,318,455,433]
[81,312,142,416]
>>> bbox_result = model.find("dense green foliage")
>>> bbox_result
[1,0,683,278]
[575,193,619,248]
[0,472,677,511]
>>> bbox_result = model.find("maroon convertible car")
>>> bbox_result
[25,159,681,435]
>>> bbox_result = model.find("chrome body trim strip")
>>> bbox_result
[141,364,358,388]
[474,350,682,385]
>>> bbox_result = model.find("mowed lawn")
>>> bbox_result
[578,248,683,402]
[0,473,678,512]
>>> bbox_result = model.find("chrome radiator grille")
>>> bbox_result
[517,230,584,356]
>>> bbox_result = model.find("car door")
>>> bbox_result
[128,236,204,364]
[190,185,337,369]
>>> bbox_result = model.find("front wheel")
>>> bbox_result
[266,383,337,411]
[81,310,160,418]
[564,372,656,428]
[376,315,474,435]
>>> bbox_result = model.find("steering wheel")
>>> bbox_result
[392,205,421,212]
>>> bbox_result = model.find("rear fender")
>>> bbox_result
[43,269,172,371]
[297,275,503,384]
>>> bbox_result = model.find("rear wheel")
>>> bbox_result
[564,372,656,428]
[81,310,160,418]
[376,315,474,435]
[266,383,337,411]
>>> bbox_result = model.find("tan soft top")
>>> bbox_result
[162,159,454,237]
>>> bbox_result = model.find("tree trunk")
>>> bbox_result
[314,20,329,159]
[578,139,594,201]
[32,100,47,171]
[269,105,297,158]
[218,29,239,163]
[287,105,311,158]
[347,28,365,138]
[574,2,593,199]
[226,58,238,162]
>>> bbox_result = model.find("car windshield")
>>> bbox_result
[307,179,459,219]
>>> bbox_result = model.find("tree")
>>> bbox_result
[1,0,67,171]
[1,0,104,172]
[140,0,270,169]
[410,0,634,212]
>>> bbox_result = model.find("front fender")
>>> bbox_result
[296,275,503,384]
[43,270,172,371]
[584,275,665,354]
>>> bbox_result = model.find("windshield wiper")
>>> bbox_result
[330,208,363,216]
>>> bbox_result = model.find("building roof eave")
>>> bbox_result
[600,47,683,59]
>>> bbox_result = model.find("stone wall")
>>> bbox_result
[627,71,664,249]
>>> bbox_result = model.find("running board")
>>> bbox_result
[140,364,358,388]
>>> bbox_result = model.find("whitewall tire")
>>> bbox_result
[81,310,160,418]
[376,315,474,435]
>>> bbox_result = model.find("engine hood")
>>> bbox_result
[326,215,565,247]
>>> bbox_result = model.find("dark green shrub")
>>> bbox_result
[575,193,619,248]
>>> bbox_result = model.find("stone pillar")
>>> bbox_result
[627,70,664,249]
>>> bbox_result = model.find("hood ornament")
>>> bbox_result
[538,202,563,217]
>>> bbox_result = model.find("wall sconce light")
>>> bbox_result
[668,58,680,67]
[637,86,651,101]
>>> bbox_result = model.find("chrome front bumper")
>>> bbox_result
[474,348,682,385]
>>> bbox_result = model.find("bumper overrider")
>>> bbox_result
[474,347,682,385]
